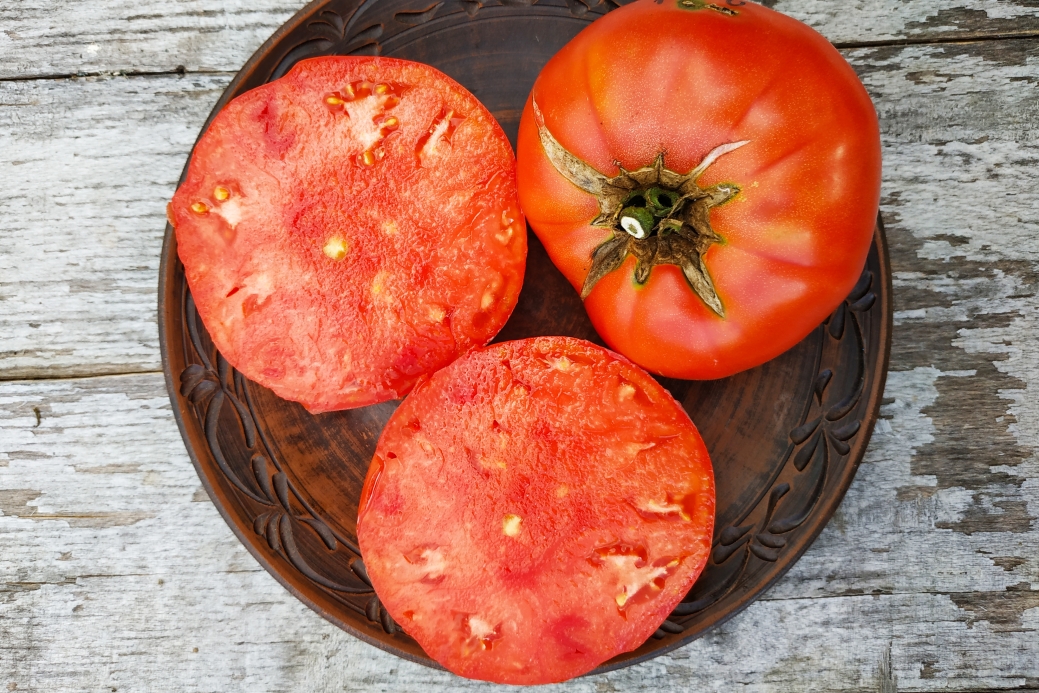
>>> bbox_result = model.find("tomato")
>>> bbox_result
[357,337,715,684]
[170,57,526,412]
[516,0,881,380]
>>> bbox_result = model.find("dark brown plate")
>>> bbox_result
[158,0,892,674]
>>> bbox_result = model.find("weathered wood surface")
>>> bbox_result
[0,0,298,80]
[0,73,230,380]
[2,0,1039,80]
[2,0,1039,690]
[1,374,1036,692]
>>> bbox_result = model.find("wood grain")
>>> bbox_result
[0,0,298,79]
[2,1,1039,80]
[0,73,231,380]
[2,1,1039,690]
[1,373,1036,691]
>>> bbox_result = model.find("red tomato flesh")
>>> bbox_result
[357,337,715,684]
[170,57,526,412]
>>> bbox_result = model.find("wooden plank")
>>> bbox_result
[2,25,1039,693]
[1,373,1036,691]
[772,0,1039,46]
[2,0,1039,80]
[0,73,231,380]
[0,0,298,80]
[5,38,1039,380]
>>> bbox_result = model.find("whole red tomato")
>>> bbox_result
[516,0,881,380]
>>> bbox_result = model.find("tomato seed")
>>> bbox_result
[502,514,522,537]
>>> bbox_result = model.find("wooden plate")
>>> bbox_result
[158,0,892,673]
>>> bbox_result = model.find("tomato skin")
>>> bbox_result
[516,0,881,379]
[357,337,715,684]
[171,57,525,412]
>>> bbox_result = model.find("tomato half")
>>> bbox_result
[357,337,715,684]
[170,57,526,412]
[516,0,880,380]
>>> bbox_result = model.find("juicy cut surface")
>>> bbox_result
[357,337,715,684]
[169,56,526,412]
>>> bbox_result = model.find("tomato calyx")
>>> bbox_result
[675,0,740,17]
[532,100,748,317]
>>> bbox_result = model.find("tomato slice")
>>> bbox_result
[357,337,715,684]
[170,56,526,412]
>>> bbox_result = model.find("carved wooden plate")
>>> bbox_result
[158,0,892,674]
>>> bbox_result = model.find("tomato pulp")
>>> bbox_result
[170,57,526,412]
[357,337,715,684]
[516,0,881,379]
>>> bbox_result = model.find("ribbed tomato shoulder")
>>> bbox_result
[516,0,880,380]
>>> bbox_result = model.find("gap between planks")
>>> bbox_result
[0,369,164,384]
[0,67,233,83]
[2,27,1039,85]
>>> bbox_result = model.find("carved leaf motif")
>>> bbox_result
[364,591,401,634]
[851,292,877,312]
[766,483,791,515]
[350,23,385,43]
[793,432,820,472]
[380,607,398,634]
[351,558,372,586]
[226,390,256,449]
[564,0,591,16]
[651,619,685,639]
[266,512,283,552]
[273,472,291,511]
[827,380,863,421]
[749,543,781,562]
[718,524,753,546]
[278,515,373,593]
[254,512,271,536]
[395,3,443,24]
[309,10,346,39]
[831,420,861,441]
[181,288,379,609]
[675,548,751,616]
[713,535,751,564]
[271,39,335,80]
[755,532,786,549]
[828,302,847,339]
[187,378,219,404]
[366,595,381,622]
[252,454,274,504]
[814,369,833,401]
[341,22,384,60]
[790,417,821,445]
[179,364,209,397]
[849,269,874,301]
[769,443,830,535]
[302,518,339,551]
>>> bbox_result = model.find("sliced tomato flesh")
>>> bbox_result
[170,56,526,412]
[357,337,715,684]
